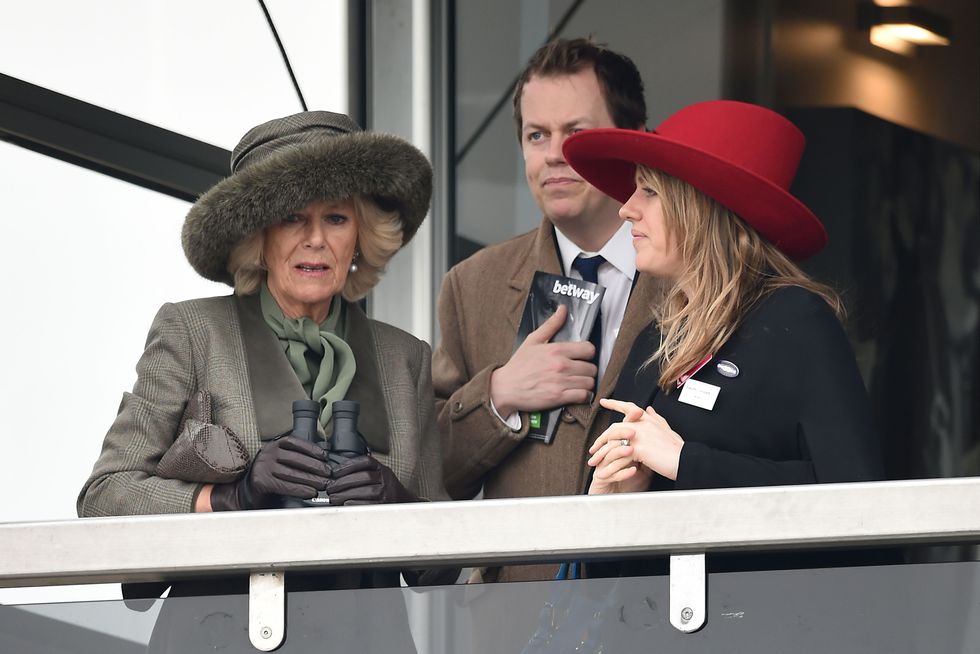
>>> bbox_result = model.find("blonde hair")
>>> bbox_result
[639,166,843,391]
[227,195,403,301]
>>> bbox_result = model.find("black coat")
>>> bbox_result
[589,286,892,577]
[612,285,883,490]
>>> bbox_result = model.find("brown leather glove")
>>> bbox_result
[323,455,419,505]
[210,436,331,511]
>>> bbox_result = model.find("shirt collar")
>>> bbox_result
[554,221,636,281]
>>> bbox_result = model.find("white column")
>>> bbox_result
[367,0,434,345]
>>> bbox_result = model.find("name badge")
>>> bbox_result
[678,378,720,411]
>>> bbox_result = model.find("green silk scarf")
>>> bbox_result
[259,282,356,426]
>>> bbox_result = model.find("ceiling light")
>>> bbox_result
[859,3,951,56]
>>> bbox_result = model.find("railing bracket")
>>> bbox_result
[669,553,706,633]
[249,571,285,651]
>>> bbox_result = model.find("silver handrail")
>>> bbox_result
[2,477,979,588]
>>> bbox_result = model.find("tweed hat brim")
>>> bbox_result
[182,130,431,285]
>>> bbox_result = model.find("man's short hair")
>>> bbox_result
[512,37,647,139]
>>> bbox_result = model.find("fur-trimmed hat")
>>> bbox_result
[182,111,432,285]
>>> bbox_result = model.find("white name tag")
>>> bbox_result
[678,378,720,411]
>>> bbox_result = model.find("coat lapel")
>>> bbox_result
[610,318,662,408]
[598,273,661,401]
[236,293,308,440]
[341,303,391,454]
[505,220,564,333]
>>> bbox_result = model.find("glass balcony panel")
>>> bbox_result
[2,561,978,652]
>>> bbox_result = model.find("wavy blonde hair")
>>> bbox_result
[227,195,403,301]
[640,166,843,391]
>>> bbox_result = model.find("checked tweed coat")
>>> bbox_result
[78,293,448,517]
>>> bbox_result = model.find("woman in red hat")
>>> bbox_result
[562,100,883,496]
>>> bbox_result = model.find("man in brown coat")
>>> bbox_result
[433,38,658,582]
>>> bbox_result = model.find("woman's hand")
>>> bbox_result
[208,436,332,511]
[324,455,420,505]
[587,423,652,494]
[587,398,685,494]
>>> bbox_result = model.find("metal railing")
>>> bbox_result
[2,477,979,588]
[2,477,979,648]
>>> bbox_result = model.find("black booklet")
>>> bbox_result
[514,271,606,444]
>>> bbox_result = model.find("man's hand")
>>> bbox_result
[490,304,597,416]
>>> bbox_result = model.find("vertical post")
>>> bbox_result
[669,553,706,633]
[365,0,435,344]
[249,571,285,651]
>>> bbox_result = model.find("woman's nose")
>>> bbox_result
[619,190,642,222]
[303,221,327,247]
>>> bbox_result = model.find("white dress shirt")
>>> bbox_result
[554,221,637,381]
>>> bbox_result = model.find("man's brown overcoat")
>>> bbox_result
[433,219,660,582]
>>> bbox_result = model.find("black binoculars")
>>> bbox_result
[284,399,368,508]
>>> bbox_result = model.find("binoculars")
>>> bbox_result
[285,399,368,508]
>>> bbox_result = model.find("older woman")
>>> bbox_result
[561,101,883,497]
[78,111,447,564]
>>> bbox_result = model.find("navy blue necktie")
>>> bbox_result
[571,254,605,368]
[556,254,606,582]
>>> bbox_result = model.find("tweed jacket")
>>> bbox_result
[78,293,448,517]
[433,219,659,581]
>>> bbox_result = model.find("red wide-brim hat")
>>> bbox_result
[563,100,827,260]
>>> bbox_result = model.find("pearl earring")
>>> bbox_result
[350,250,359,273]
